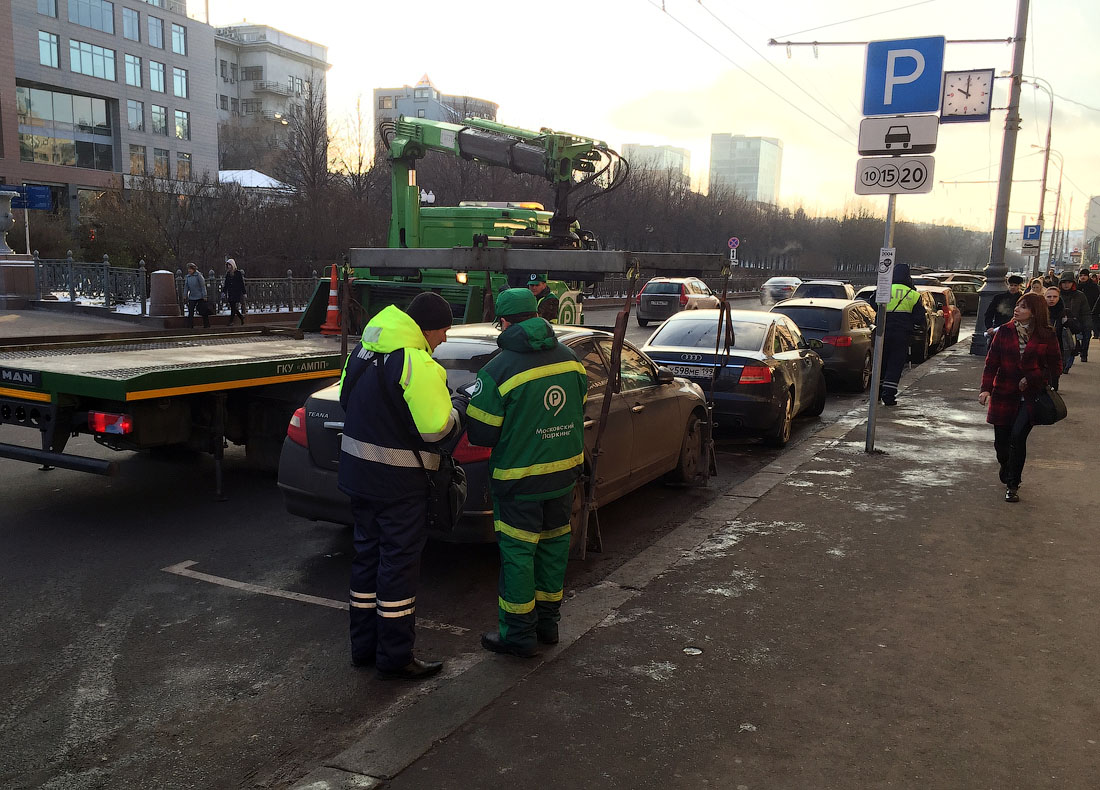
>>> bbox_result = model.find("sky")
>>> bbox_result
[205,0,1100,237]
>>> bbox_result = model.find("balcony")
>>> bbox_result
[253,81,290,97]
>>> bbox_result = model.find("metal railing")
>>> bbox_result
[173,269,320,315]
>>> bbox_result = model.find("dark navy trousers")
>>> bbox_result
[879,326,911,403]
[349,494,428,672]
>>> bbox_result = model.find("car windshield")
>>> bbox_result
[649,318,768,352]
[642,282,682,295]
[432,339,499,390]
[771,307,841,331]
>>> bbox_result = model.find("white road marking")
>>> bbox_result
[161,560,468,635]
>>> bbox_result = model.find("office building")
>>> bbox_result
[621,143,690,178]
[213,22,329,170]
[708,134,782,204]
[1085,196,1100,247]
[374,75,497,141]
[0,0,218,220]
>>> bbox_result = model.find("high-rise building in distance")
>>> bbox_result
[621,143,690,179]
[708,134,782,204]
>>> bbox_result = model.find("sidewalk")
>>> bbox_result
[302,342,1100,789]
[0,306,300,342]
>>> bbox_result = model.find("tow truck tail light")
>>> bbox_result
[287,407,309,447]
[680,284,689,306]
[823,335,852,347]
[740,365,773,384]
[89,411,133,435]
[453,431,491,464]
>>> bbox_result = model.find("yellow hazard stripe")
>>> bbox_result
[125,368,338,401]
[467,404,504,427]
[542,524,572,540]
[0,387,52,403]
[495,520,540,544]
[492,452,583,481]
[498,361,585,397]
[498,596,535,614]
[535,589,563,602]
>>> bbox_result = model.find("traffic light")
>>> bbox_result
[89,228,96,242]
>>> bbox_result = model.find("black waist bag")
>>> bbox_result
[372,354,467,532]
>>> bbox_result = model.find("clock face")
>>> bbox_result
[941,69,994,122]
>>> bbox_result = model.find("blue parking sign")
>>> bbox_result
[1023,224,1041,241]
[863,36,945,116]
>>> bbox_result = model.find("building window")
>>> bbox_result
[124,54,141,87]
[69,40,116,81]
[129,144,146,175]
[230,97,239,115]
[172,67,188,98]
[176,152,191,181]
[290,76,304,96]
[148,15,163,48]
[240,66,262,81]
[171,23,186,55]
[37,0,57,18]
[151,104,167,135]
[15,86,113,171]
[149,60,165,92]
[219,95,229,111]
[378,95,393,110]
[69,0,114,34]
[127,98,143,131]
[417,109,425,118]
[240,99,262,114]
[122,7,139,41]
[413,88,429,99]
[230,63,237,82]
[219,59,227,79]
[39,31,59,68]
[153,147,169,177]
[174,109,190,140]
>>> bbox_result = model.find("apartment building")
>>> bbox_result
[374,74,497,143]
[708,134,782,204]
[621,143,690,178]
[213,23,328,169]
[0,0,217,220]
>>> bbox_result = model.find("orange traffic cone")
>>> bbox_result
[319,264,341,336]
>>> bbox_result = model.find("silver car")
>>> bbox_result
[636,277,720,327]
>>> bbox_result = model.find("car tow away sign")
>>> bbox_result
[858,115,939,156]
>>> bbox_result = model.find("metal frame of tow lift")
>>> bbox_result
[346,246,727,559]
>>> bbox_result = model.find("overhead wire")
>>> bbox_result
[773,0,938,39]
[644,0,856,148]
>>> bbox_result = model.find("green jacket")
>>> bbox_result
[467,318,587,501]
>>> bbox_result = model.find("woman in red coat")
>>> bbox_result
[978,291,1062,503]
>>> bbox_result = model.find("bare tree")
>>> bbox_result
[275,75,332,198]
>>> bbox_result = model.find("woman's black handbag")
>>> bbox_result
[1034,384,1067,425]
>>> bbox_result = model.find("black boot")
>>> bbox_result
[376,657,443,680]
[1005,487,1019,503]
[481,631,538,657]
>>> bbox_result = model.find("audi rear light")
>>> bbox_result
[636,292,641,305]
[88,411,133,435]
[453,431,492,464]
[287,407,309,447]
[822,335,852,347]
[739,365,773,384]
[680,284,689,306]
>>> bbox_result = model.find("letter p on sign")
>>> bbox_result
[863,36,945,116]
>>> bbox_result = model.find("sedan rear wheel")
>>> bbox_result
[637,317,649,327]
[671,413,705,485]
[853,353,873,391]
[764,389,794,447]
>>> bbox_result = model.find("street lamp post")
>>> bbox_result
[1022,77,1054,278]
[1046,150,1064,268]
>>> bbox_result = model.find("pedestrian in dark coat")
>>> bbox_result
[221,259,246,326]
[979,292,1061,503]
[1044,286,1073,383]
[983,275,1024,334]
[1058,272,1091,364]
[1076,269,1100,340]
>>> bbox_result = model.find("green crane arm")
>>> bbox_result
[380,115,625,248]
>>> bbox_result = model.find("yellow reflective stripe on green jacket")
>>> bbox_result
[467,404,504,427]
[535,589,564,602]
[498,595,535,614]
[495,520,540,544]
[498,360,586,397]
[886,285,920,313]
[491,452,584,481]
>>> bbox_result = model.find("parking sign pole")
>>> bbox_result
[865,193,896,453]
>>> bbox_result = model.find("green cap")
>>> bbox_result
[495,287,537,318]
[527,273,547,284]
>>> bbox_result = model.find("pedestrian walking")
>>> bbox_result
[879,263,925,406]
[1043,268,1058,288]
[526,273,560,323]
[983,275,1025,334]
[466,288,587,657]
[1028,278,1044,295]
[1045,286,1074,383]
[1075,269,1100,341]
[1058,272,1091,364]
[184,263,210,329]
[338,292,464,680]
[221,259,246,326]
[978,292,1061,504]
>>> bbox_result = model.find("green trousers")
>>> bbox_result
[494,492,572,649]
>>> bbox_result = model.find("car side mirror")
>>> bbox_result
[656,367,676,384]
[806,338,824,350]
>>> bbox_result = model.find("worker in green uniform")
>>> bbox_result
[467,288,588,656]
[527,273,560,323]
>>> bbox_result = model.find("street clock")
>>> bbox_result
[940,69,995,122]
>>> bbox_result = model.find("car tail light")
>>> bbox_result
[739,365,772,384]
[636,292,641,305]
[822,335,852,347]
[88,411,133,435]
[453,431,492,463]
[679,284,689,306]
[287,407,309,447]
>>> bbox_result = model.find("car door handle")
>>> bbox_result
[323,421,344,430]
[584,419,596,429]
[631,404,645,413]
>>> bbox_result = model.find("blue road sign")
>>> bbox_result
[863,36,946,116]
[1023,224,1041,241]
[9,185,53,211]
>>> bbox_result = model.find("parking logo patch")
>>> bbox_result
[544,385,566,416]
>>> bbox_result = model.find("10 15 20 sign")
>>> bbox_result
[855,155,935,195]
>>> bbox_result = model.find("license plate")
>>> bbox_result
[666,365,710,378]
[650,299,669,305]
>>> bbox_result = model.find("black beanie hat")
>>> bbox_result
[406,292,453,331]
